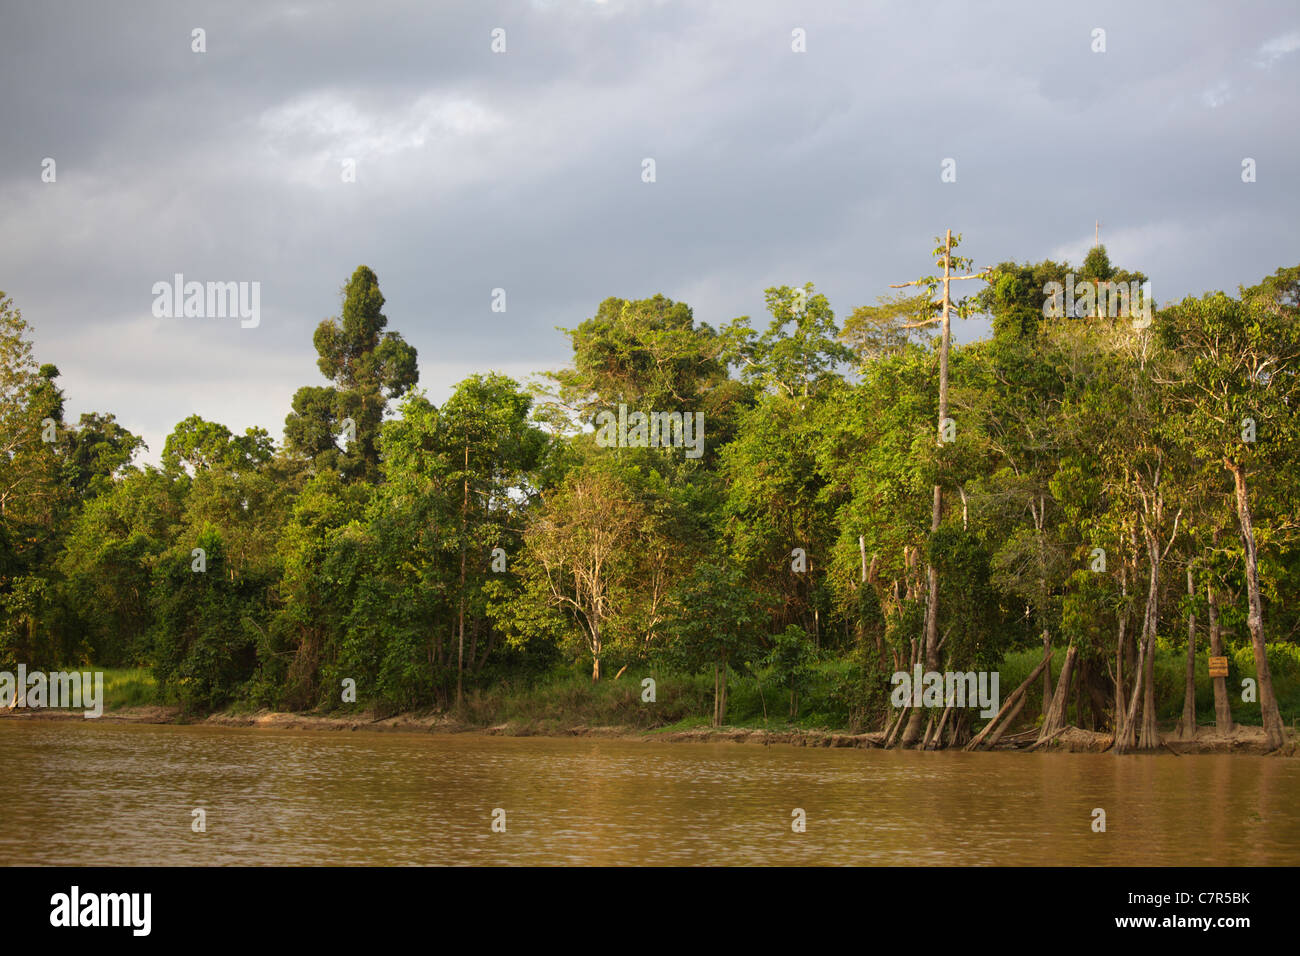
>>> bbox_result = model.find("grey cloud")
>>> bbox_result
[1,0,1297,463]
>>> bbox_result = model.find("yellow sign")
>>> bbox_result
[1208,656,1229,678]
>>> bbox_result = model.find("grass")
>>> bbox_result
[448,660,854,733]
[97,667,161,710]
[81,636,1300,734]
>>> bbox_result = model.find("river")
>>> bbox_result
[3,720,1297,865]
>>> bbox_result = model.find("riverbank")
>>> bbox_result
[3,704,1294,755]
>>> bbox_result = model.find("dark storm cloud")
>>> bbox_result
[1,0,1296,462]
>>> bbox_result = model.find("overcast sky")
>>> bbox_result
[2,0,1297,463]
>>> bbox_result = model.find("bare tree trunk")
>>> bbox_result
[1041,628,1052,715]
[457,549,466,707]
[966,650,1053,751]
[1227,461,1285,749]
[986,694,1027,749]
[1207,578,1233,735]
[1179,565,1197,739]
[720,660,729,726]
[899,629,927,747]
[919,713,935,749]
[903,516,941,748]
[948,707,970,748]
[886,706,911,748]
[904,235,958,747]
[1039,644,1077,741]
[1136,546,1163,751]
[1113,563,1129,735]
[1139,626,1158,749]
[456,444,469,708]
[927,704,954,750]
[1118,547,1160,754]
[1073,666,1085,731]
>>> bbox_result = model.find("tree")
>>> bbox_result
[399,375,548,705]
[57,466,184,665]
[284,266,418,480]
[1157,284,1300,750]
[664,563,764,726]
[163,415,271,475]
[723,283,852,401]
[547,294,728,413]
[840,291,932,366]
[765,624,817,719]
[962,330,1072,710]
[977,259,1070,342]
[722,389,834,643]
[814,345,933,707]
[887,233,987,746]
[522,466,644,681]
[0,295,62,529]
[62,412,144,499]
[259,470,371,708]
[150,527,264,711]
[541,293,751,470]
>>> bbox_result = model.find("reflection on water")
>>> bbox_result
[2,720,1298,865]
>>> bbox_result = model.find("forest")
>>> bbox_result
[3,235,1299,754]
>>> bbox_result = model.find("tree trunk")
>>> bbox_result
[712,660,729,727]
[1039,644,1077,741]
[899,628,928,747]
[1226,460,1285,750]
[1118,545,1161,754]
[456,550,466,707]
[903,535,941,748]
[1113,564,1129,735]
[948,707,970,748]
[927,704,954,750]
[1127,534,1163,752]
[886,705,911,748]
[985,694,1027,750]
[1040,627,1052,714]
[966,650,1053,751]
[1179,565,1197,739]
[456,444,469,708]
[1073,665,1085,731]
[1207,579,1233,735]
[720,661,729,726]
[907,242,955,745]
[1139,625,1158,749]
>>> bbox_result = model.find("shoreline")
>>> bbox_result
[2,705,1294,755]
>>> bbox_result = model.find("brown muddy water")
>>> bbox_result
[2,720,1297,865]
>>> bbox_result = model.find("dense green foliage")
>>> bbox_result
[4,252,1299,743]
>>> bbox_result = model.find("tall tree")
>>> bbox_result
[1157,281,1300,750]
[432,375,548,704]
[723,282,852,402]
[284,266,418,480]
[0,296,62,527]
[887,233,987,746]
[522,466,645,681]
[664,563,764,726]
